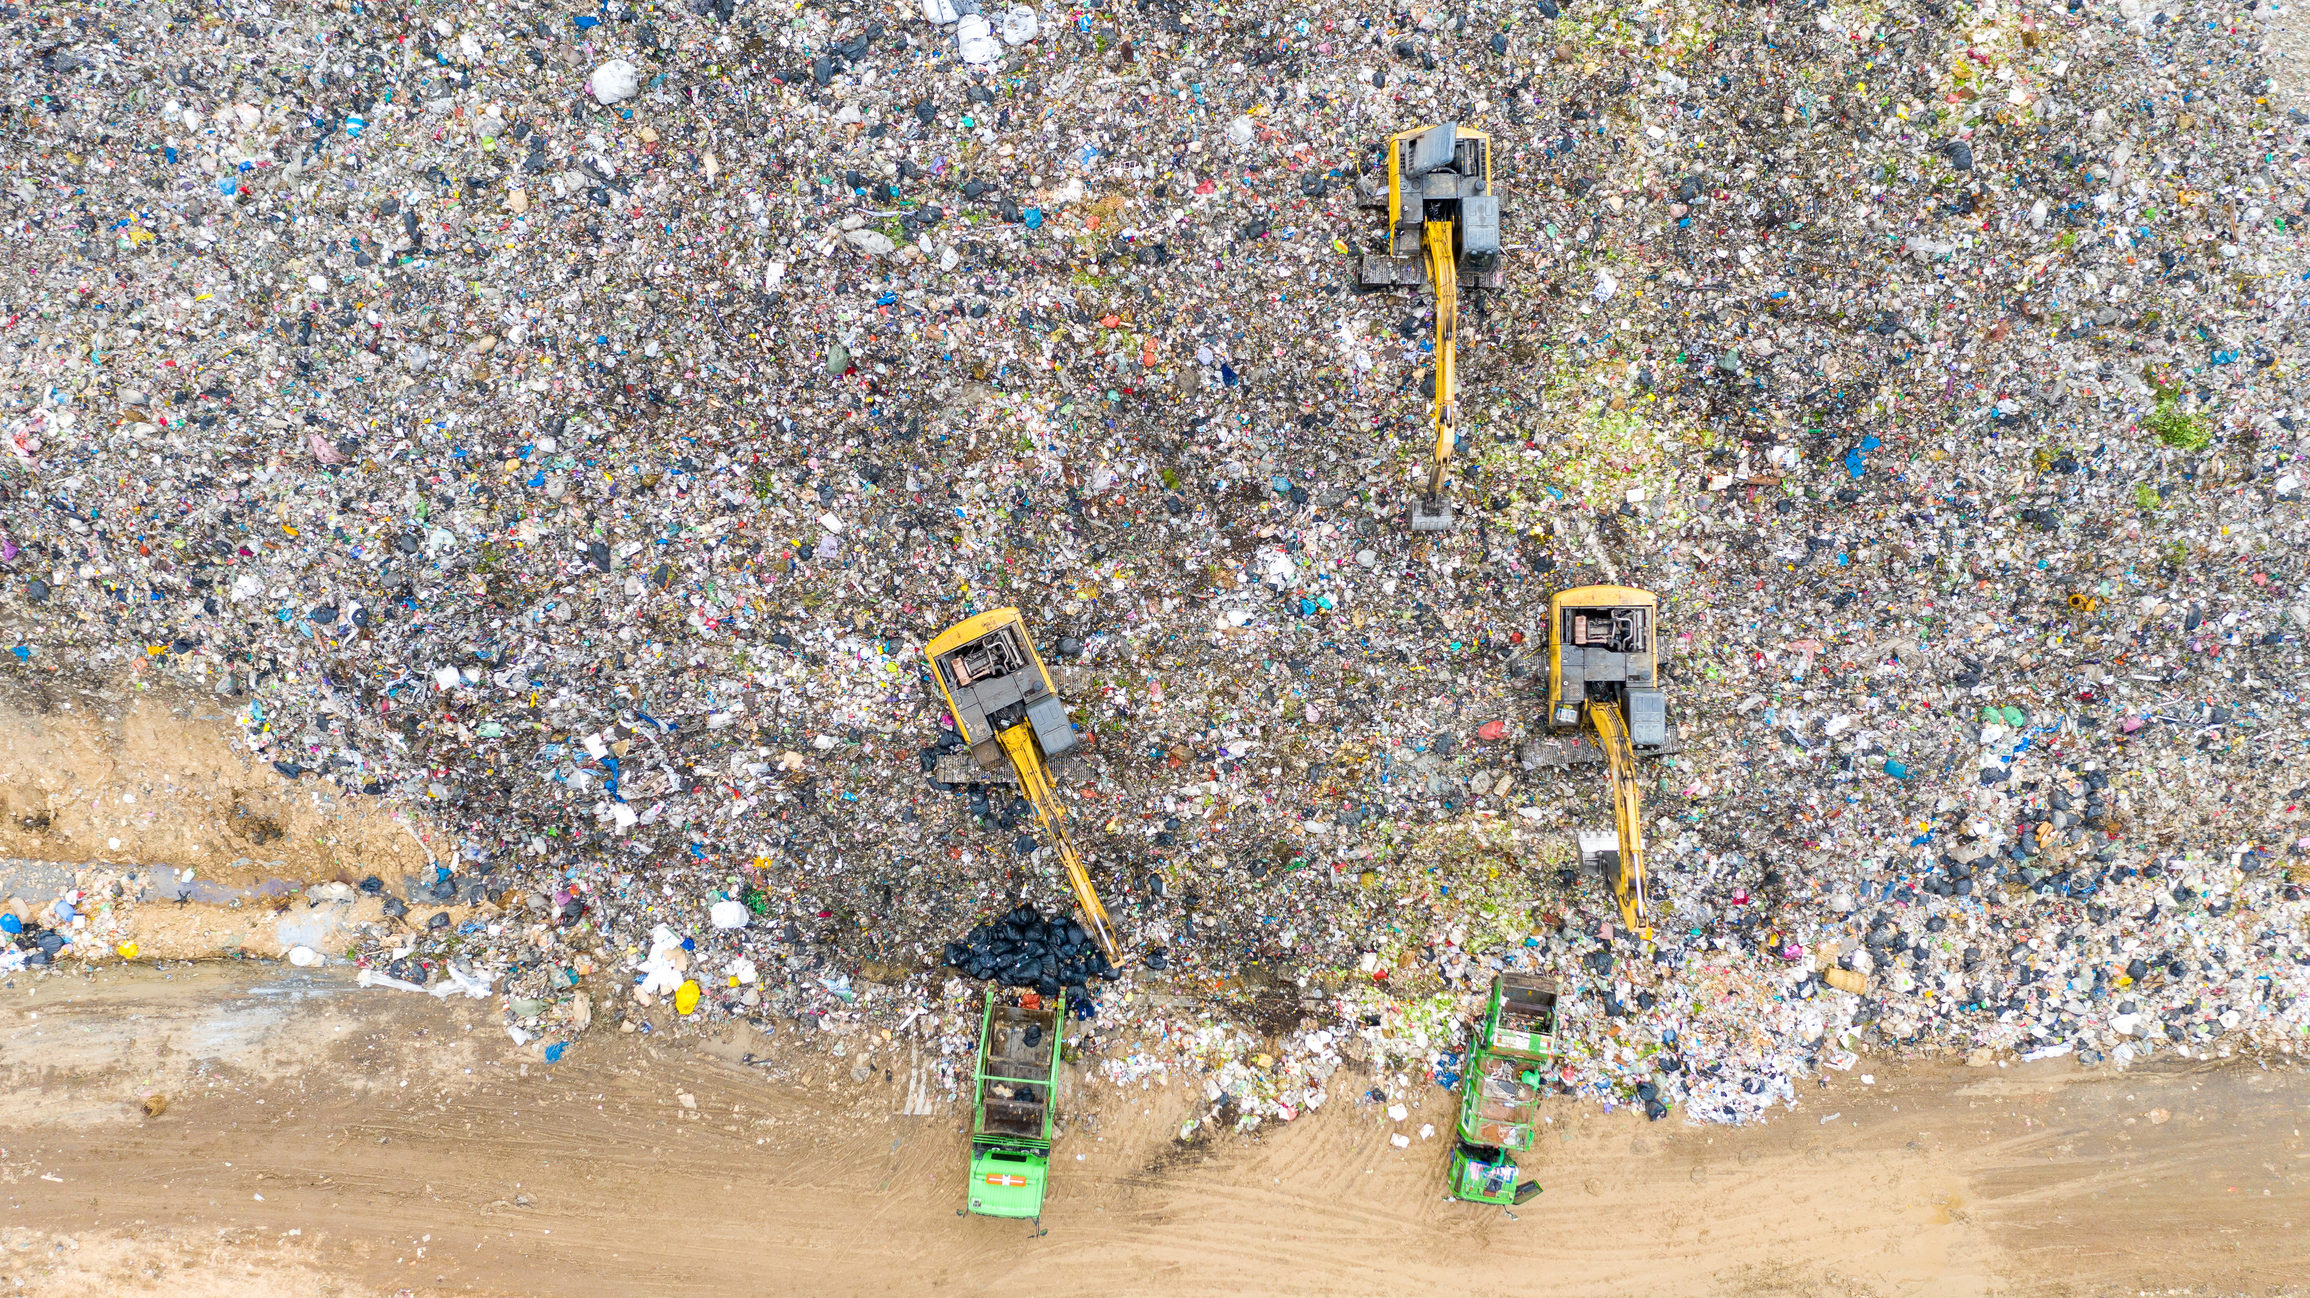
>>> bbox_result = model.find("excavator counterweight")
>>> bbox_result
[1355,121,1504,533]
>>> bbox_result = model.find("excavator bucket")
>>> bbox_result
[1574,828,1620,874]
[1409,499,1454,532]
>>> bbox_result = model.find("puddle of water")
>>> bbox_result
[182,1002,288,1058]
[243,972,357,1000]
[3,858,317,907]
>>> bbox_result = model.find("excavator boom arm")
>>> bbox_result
[1424,220,1459,499]
[1587,702,1649,936]
[995,725,1120,961]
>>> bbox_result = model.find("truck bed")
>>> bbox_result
[1460,1053,1541,1150]
[1488,975,1561,1059]
[975,994,1062,1143]
[980,1088,1047,1138]
[985,1009,1056,1074]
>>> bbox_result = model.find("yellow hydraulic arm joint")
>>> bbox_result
[1424,219,1459,503]
[1586,701,1649,940]
[995,725,1120,962]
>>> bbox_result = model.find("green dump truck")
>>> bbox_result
[1449,973,1560,1206]
[968,986,1066,1219]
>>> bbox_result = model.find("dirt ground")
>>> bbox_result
[1,963,2302,1298]
[0,671,438,889]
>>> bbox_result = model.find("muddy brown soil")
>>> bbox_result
[2,962,2304,1297]
[0,671,439,888]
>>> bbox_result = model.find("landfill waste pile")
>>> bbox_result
[4,0,2310,1133]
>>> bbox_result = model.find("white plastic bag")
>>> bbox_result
[588,60,640,105]
[431,963,495,1000]
[709,899,750,930]
[999,5,1038,43]
[637,924,687,995]
[957,14,1001,65]
[922,0,959,22]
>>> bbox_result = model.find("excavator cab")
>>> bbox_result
[1539,586,1676,939]
[927,610,1118,962]
[1357,123,1505,533]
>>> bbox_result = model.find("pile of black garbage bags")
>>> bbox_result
[945,904,1118,995]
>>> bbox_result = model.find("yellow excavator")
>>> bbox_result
[1357,121,1505,532]
[1539,586,1677,939]
[924,609,1119,961]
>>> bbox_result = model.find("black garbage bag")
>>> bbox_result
[949,903,1120,989]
